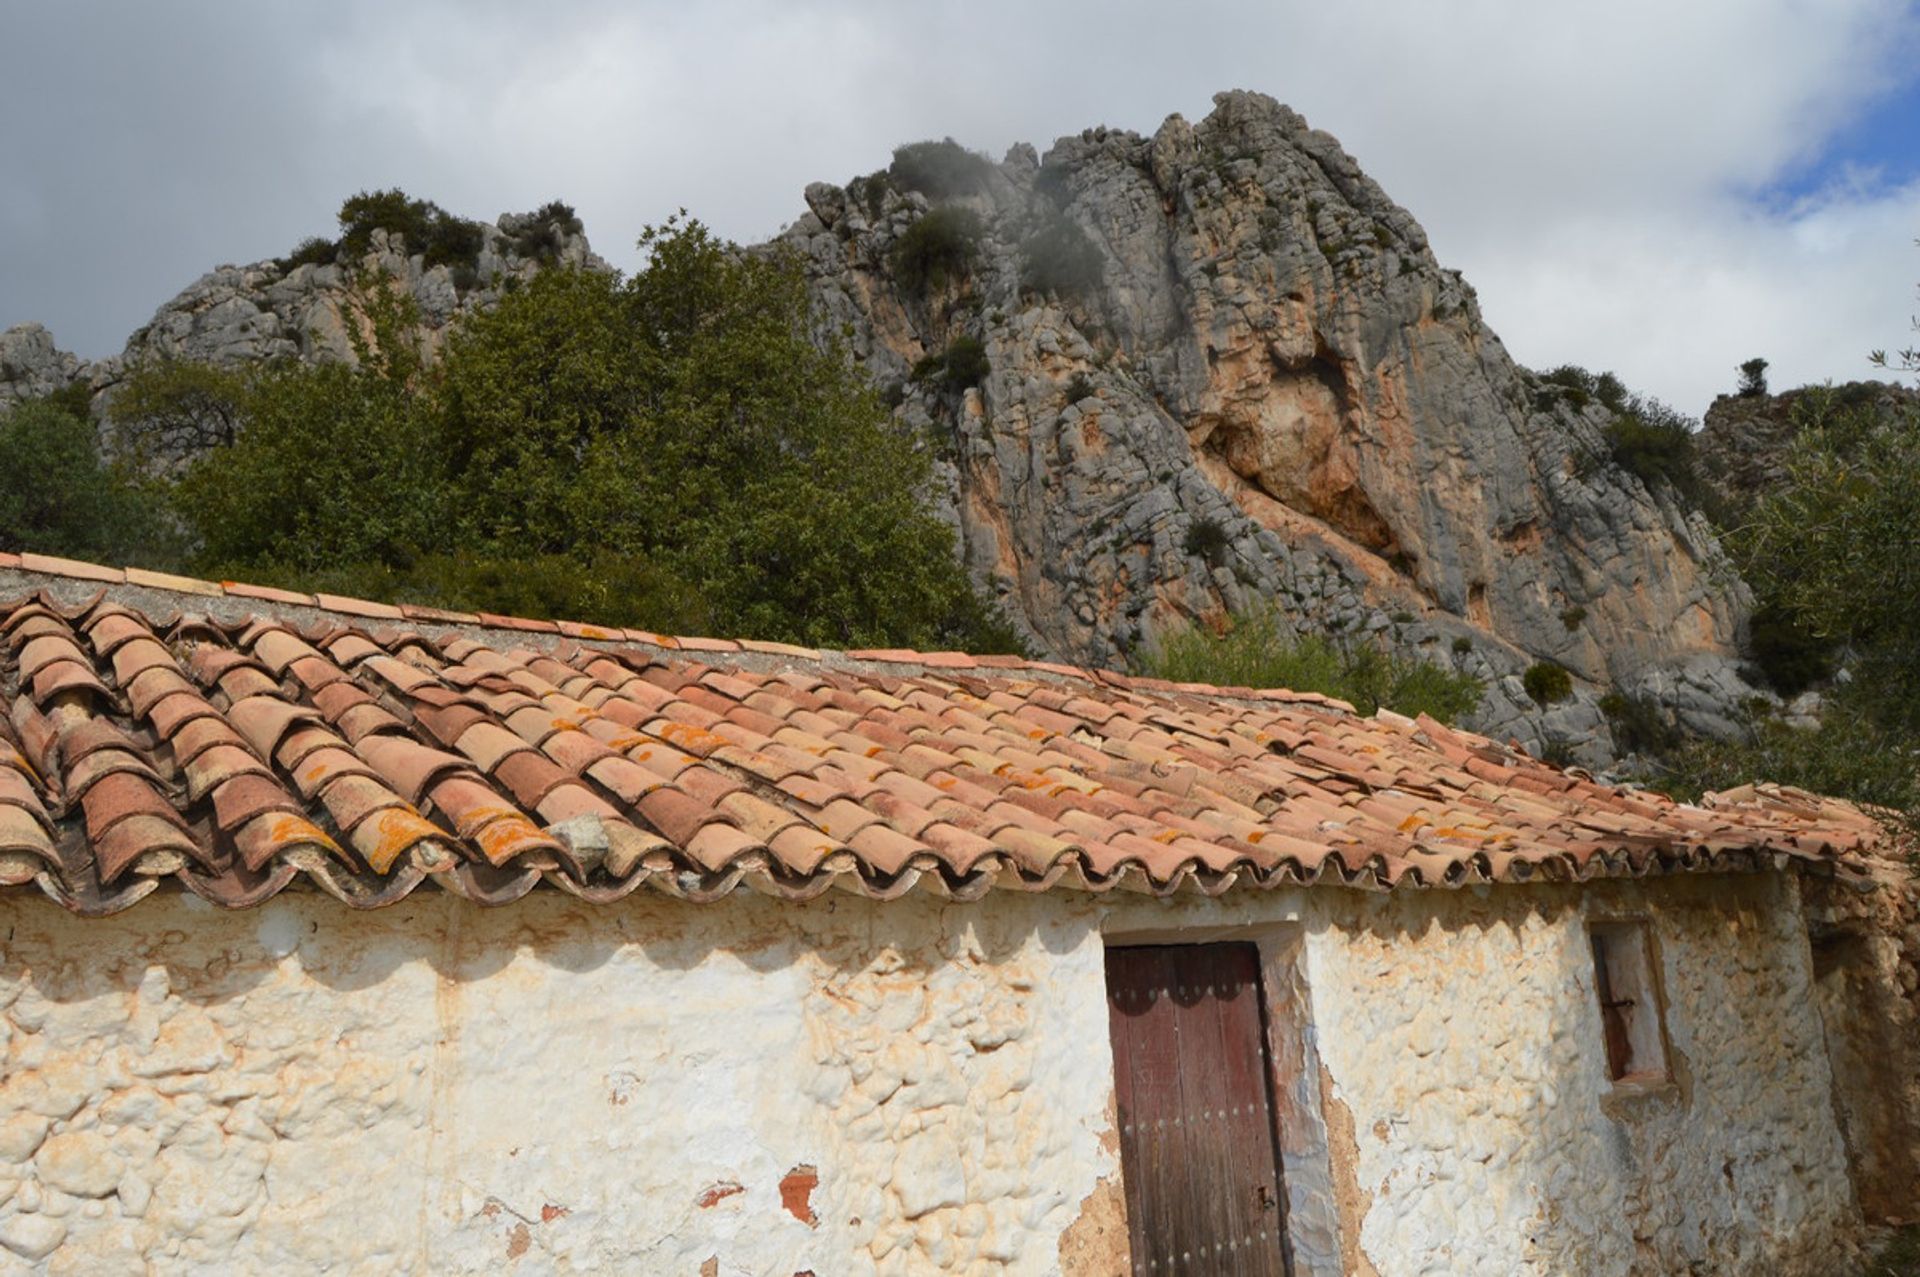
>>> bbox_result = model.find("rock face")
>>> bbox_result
[782,91,1754,754]
[1699,379,1919,515]
[0,324,83,410]
[0,208,600,461]
[0,97,1764,753]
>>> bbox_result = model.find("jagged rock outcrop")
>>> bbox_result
[1699,379,1919,515]
[0,324,83,410]
[783,91,1756,756]
[0,208,600,450]
[1,99,1764,755]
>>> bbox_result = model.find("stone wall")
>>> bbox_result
[0,872,1866,1274]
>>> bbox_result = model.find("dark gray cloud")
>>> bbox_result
[4,0,1918,412]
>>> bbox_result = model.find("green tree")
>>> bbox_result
[0,399,172,564]
[174,219,1019,651]
[176,277,446,575]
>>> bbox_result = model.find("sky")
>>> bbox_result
[3,0,1918,416]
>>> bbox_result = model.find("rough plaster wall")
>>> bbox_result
[0,873,1866,1276]
[0,890,1119,1276]
[1801,853,1920,1222]
[1297,875,1858,1276]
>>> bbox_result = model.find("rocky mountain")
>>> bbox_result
[785,91,1754,757]
[0,94,1765,757]
[0,206,598,438]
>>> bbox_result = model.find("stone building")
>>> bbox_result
[0,554,1910,1275]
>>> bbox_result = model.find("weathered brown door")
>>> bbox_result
[1105,943,1289,1276]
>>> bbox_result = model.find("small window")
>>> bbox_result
[1588,921,1670,1084]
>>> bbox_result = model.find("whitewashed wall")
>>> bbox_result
[0,872,1860,1275]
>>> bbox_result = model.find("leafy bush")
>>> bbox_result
[1451,635,1473,655]
[1536,364,1628,414]
[278,236,339,272]
[1744,601,1833,697]
[1183,516,1231,565]
[1020,213,1103,298]
[1737,357,1769,397]
[1597,690,1681,756]
[1064,373,1096,404]
[1523,661,1573,705]
[911,335,990,393]
[336,188,485,269]
[0,400,173,565]
[508,200,583,264]
[1559,605,1587,630]
[891,206,982,294]
[1656,694,1920,834]
[851,172,892,221]
[1603,398,1698,496]
[1144,606,1482,724]
[888,139,995,199]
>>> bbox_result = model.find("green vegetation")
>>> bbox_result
[892,206,982,294]
[1020,213,1103,299]
[1559,605,1587,630]
[337,188,485,268]
[1522,661,1573,705]
[888,139,994,199]
[911,335,990,393]
[1634,385,1920,837]
[506,200,583,265]
[275,188,488,277]
[0,400,172,564]
[1737,356,1769,397]
[1063,373,1096,405]
[107,359,254,461]
[278,236,340,272]
[1597,690,1682,757]
[102,217,1018,652]
[1143,606,1482,724]
[1602,396,1706,506]
[1182,516,1231,565]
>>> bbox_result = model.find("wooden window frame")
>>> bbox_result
[1100,921,1343,1277]
[1587,917,1674,1090]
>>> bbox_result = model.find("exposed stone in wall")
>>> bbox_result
[0,872,1872,1275]
[1801,846,1920,1223]
[1297,876,1859,1275]
[0,892,1117,1276]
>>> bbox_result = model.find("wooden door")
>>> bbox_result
[1105,942,1290,1276]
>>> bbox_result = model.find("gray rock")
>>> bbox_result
[0,323,84,409]
[780,89,1762,747]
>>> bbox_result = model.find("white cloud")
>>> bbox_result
[2,0,1917,413]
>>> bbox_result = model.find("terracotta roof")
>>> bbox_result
[0,556,1882,914]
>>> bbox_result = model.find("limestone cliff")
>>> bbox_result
[0,206,599,445]
[1,96,1761,755]
[783,91,1756,756]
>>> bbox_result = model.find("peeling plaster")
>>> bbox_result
[0,873,1871,1275]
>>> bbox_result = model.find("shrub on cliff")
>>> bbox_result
[1143,606,1481,725]
[1020,213,1103,299]
[1522,661,1572,705]
[889,139,995,199]
[892,207,982,294]
[336,188,485,269]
